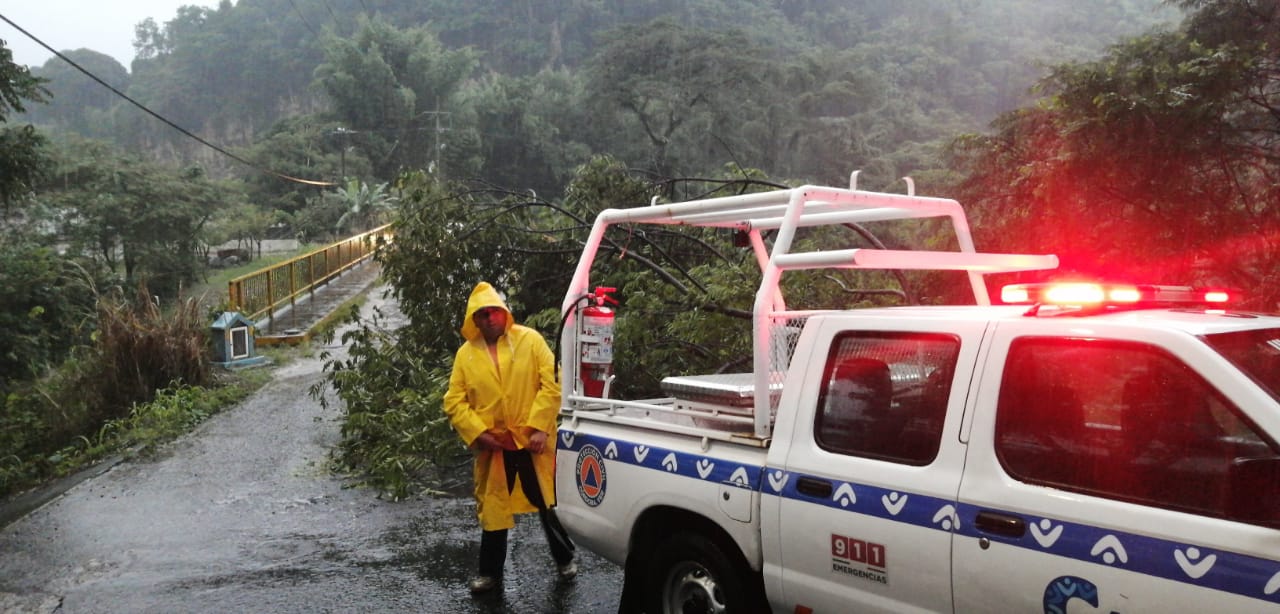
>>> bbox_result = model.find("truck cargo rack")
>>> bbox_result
[562,394,771,448]
[560,180,1058,439]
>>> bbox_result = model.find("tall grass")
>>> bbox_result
[3,245,324,500]
[91,284,211,417]
[0,282,219,498]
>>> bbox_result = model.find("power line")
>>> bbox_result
[320,0,340,24]
[0,12,335,187]
[286,0,321,38]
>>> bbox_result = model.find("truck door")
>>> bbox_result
[954,322,1280,612]
[764,318,989,613]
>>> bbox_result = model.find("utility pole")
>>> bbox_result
[416,100,451,179]
[332,127,352,181]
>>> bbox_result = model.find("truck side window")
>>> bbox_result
[815,332,960,465]
[995,337,1280,527]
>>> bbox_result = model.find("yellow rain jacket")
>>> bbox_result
[443,282,562,531]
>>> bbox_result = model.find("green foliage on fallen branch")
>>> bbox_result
[312,302,464,501]
[317,158,947,498]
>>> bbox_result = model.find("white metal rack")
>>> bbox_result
[559,181,1058,440]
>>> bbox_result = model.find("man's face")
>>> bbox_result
[473,307,507,343]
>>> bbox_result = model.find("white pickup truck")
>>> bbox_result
[553,182,1280,613]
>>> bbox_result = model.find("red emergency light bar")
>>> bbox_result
[1001,283,1233,308]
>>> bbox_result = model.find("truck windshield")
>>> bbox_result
[1203,328,1280,402]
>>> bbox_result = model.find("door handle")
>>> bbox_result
[796,477,833,498]
[974,510,1026,538]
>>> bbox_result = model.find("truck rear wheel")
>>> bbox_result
[643,531,759,614]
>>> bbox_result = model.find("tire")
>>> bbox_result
[642,531,763,614]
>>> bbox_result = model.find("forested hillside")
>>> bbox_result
[19,0,1177,195]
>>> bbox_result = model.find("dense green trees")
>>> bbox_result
[22,49,128,139]
[459,70,593,197]
[0,40,49,214]
[0,239,99,391]
[36,136,235,298]
[18,0,1178,196]
[313,16,480,180]
[0,40,64,391]
[584,19,772,177]
[128,0,323,149]
[950,0,1280,308]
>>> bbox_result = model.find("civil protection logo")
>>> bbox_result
[576,444,607,507]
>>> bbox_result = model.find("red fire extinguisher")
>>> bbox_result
[579,286,617,397]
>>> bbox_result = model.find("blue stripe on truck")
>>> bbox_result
[559,430,762,490]
[558,429,1280,604]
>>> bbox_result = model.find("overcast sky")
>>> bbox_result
[2,0,221,70]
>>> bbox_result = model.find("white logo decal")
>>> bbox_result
[881,492,908,516]
[1090,535,1129,565]
[1265,572,1280,595]
[661,452,679,472]
[1030,518,1064,548]
[696,459,715,479]
[1174,547,1217,579]
[767,470,787,493]
[604,441,618,459]
[560,431,574,447]
[833,483,857,507]
[931,505,960,531]
[729,467,751,487]
[634,445,650,463]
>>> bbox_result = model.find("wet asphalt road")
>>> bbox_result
[0,289,624,613]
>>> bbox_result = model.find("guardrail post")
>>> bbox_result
[265,269,274,330]
[288,260,297,329]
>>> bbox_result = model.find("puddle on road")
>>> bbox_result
[373,503,625,613]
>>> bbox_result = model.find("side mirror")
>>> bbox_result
[1228,457,1280,528]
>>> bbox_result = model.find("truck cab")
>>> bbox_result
[764,297,1280,612]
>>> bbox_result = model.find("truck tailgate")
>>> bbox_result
[555,413,769,570]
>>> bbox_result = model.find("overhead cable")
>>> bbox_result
[286,0,321,38]
[0,12,335,187]
[321,0,339,24]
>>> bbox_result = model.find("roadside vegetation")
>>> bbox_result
[0,244,314,500]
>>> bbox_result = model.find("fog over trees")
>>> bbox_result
[18,0,1179,192]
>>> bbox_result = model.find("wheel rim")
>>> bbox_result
[661,560,727,614]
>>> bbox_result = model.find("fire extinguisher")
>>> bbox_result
[579,286,617,397]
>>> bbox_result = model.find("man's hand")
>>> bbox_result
[527,430,548,454]
[471,432,503,451]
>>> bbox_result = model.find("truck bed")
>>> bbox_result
[563,374,774,446]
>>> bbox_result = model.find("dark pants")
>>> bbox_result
[478,449,575,578]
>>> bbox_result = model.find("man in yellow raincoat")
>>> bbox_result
[443,282,575,594]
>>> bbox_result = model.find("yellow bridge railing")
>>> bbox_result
[227,224,393,326]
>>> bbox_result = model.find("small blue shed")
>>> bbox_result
[210,311,267,368]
